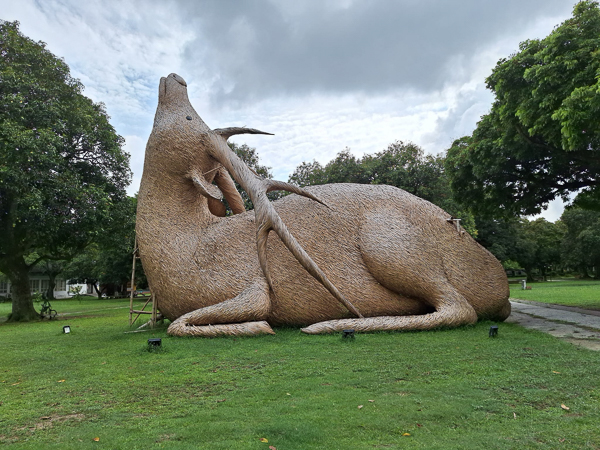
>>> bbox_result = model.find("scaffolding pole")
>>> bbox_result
[129,237,161,328]
[128,237,138,326]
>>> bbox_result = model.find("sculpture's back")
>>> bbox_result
[136,74,510,337]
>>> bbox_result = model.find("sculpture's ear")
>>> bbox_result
[188,170,222,201]
[187,170,228,217]
[188,168,247,217]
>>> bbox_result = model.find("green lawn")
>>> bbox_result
[510,279,600,310]
[1,297,600,449]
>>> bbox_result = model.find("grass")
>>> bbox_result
[1,297,600,449]
[510,279,600,310]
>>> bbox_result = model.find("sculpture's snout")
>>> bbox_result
[168,73,187,86]
[157,73,192,108]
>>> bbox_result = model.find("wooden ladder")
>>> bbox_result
[129,237,162,328]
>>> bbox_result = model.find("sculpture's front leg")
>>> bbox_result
[167,278,274,337]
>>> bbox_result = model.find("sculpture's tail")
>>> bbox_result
[301,289,477,334]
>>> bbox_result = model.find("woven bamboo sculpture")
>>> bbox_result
[136,73,511,337]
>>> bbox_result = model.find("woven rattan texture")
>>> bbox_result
[137,74,510,337]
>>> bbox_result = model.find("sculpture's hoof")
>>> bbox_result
[167,320,275,337]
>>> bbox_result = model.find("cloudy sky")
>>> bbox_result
[2,0,578,220]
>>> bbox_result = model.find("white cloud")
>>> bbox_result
[123,135,148,196]
[529,198,568,223]
[1,0,579,221]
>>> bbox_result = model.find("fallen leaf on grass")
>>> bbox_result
[93,437,100,442]
[259,437,268,443]
[552,371,561,374]
[513,412,517,419]
[57,380,66,383]
[269,446,277,450]
[561,404,570,411]
[368,400,375,403]
[357,405,363,409]
[402,433,411,436]
[286,393,291,396]
[216,399,226,403]
[11,383,20,386]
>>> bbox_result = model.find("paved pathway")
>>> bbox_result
[506,299,600,351]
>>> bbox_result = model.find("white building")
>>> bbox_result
[0,275,88,299]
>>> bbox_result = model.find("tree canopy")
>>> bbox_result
[446,1,600,217]
[289,141,476,235]
[0,21,131,320]
[475,217,566,281]
[560,207,600,277]
[63,196,142,298]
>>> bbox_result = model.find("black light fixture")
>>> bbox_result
[63,325,71,334]
[148,338,162,347]
[342,329,355,339]
[489,325,498,337]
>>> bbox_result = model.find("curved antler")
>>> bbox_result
[209,127,363,318]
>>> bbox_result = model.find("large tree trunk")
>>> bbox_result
[41,261,68,300]
[46,273,56,300]
[523,266,535,283]
[0,257,40,322]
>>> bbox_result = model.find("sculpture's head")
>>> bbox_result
[144,73,256,217]
[158,73,187,105]
[152,73,211,136]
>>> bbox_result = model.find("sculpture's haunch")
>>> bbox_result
[136,73,511,337]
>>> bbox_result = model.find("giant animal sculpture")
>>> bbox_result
[136,73,510,337]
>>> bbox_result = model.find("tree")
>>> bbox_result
[289,142,477,235]
[39,260,68,300]
[502,218,565,282]
[473,217,522,263]
[475,216,566,281]
[446,1,600,217]
[289,148,371,186]
[288,160,328,187]
[0,21,131,321]
[526,219,566,281]
[560,207,600,277]
[63,197,143,297]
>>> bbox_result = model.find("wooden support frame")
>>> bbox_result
[129,237,161,328]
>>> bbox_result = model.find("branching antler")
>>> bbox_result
[209,127,363,318]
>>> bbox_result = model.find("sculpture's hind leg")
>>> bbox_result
[301,285,477,334]
[167,278,275,337]
[302,207,477,335]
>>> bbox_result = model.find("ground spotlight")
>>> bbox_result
[63,325,71,334]
[343,329,355,339]
[489,325,498,337]
[148,338,162,347]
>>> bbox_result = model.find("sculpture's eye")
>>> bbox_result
[186,116,192,121]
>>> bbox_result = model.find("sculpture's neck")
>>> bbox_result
[137,168,219,264]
